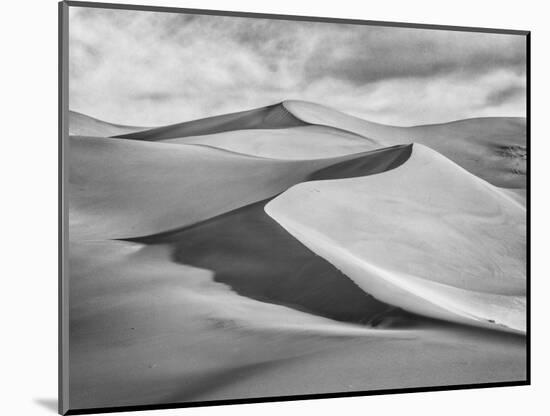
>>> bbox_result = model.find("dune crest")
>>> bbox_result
[71,101,526,187]
[282,100,526,187]
[163,125,379,159]
[68,110,147,136]
[69,135,412,240]
[114,102,307,141]
[265,144,526,333]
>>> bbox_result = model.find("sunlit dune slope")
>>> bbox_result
[163,125,379,159]
[69,110,147,136]
[265,144,526,333]
[69,135,412,239]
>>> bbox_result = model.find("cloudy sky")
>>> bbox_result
[68,6,527,127]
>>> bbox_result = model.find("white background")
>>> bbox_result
[1,0,547,415]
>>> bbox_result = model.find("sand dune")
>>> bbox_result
[284,100,526,187]
[128,199,394,325]
[114,102,307,141]
[266,144,526,333]
[69,136,411,239]
[68,110,147,136]
[99,100,526,187]
[67,101,527,411]
[162,125,379,159]
[70,101,525,187]
[408,117,527,188]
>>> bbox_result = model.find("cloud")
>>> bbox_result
[68,6,527,126]
[485,85,526,107]
[303,26,526,85]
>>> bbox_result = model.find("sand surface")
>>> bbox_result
[67,101,527,411]
[69,238,525,409]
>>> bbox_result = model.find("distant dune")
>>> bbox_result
[68,110,146,136]
[69,101,526,188]
[284,100,527,188]
[266,144,526,333]
[81,100,527,188]
[163,125,379,159]
[308,144,413,180]
[114,102,307,140]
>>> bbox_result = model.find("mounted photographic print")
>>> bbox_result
[59,1,530,414]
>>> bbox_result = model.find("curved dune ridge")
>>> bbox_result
[87,100,526,187]
[126,199,395,326]
[265,143,526,333]
[68,110,147,137]
[283,100,526,187]
[124,145,413,327]
[69,135,412,240]
[114,102,308,141]
[69,101,526,187]
[162,125,379,160]
[69,103,526,331]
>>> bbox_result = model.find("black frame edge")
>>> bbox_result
[525,31,531,385]
[59,1,70,415]
[65,380,529,415]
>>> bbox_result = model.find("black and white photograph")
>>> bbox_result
[60,2,528,414]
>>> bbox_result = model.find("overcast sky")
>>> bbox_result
[69,6,526,127]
